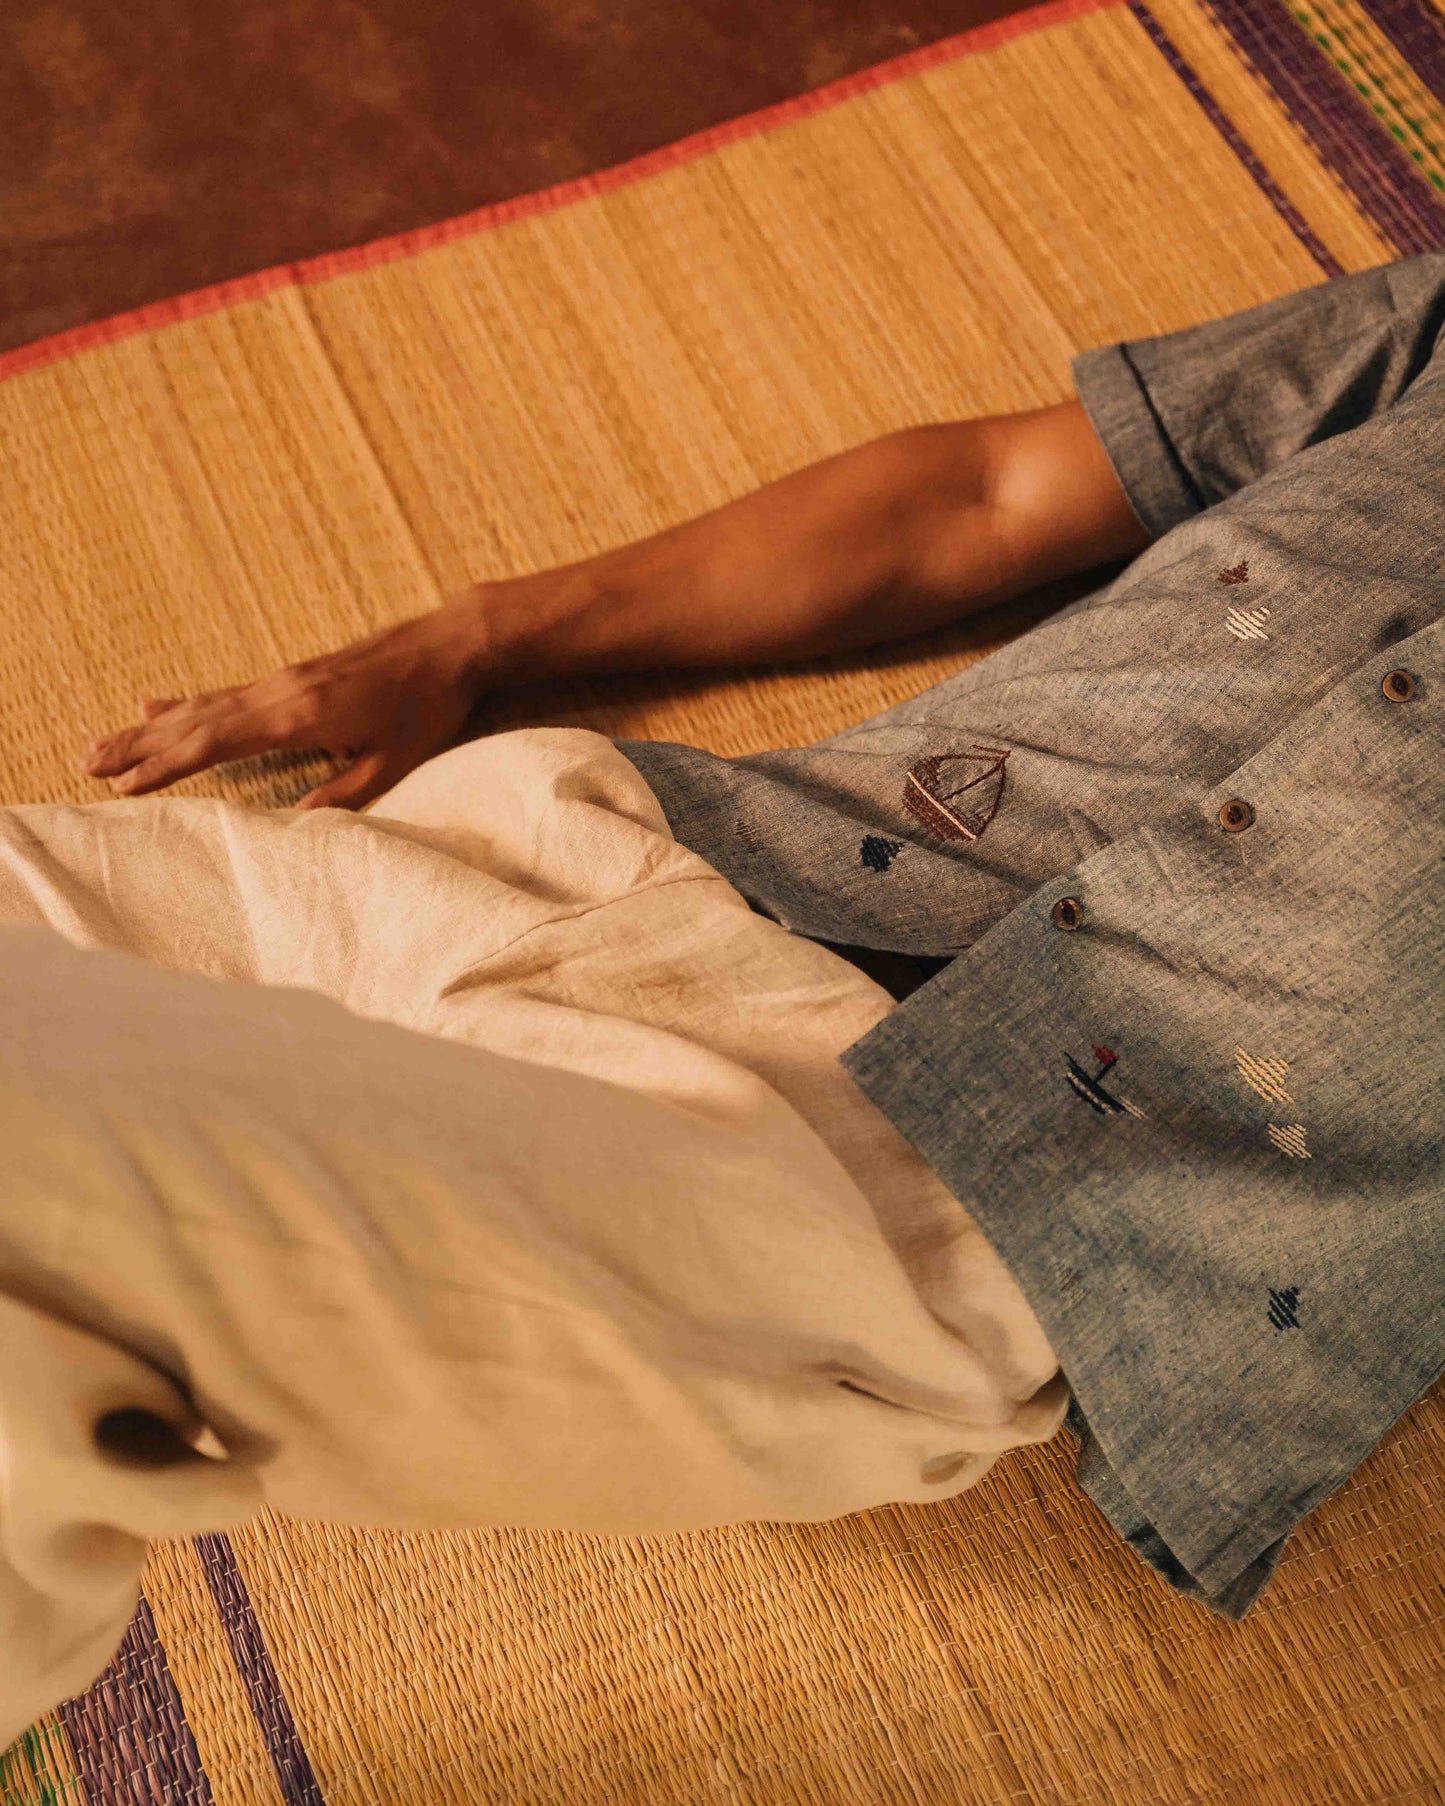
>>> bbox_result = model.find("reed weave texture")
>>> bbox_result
[0,1,1440,1799]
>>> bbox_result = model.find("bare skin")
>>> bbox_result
[82,399,1151,810]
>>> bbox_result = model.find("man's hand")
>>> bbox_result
[82,604,493,810]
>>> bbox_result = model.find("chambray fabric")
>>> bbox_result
[620,253,1445,1617]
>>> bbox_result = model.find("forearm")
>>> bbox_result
[469,399,1151,682]
[82,399,1151,807]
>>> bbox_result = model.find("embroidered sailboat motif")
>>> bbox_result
[1065,1045,1147,1119]
[902,745,1011,842]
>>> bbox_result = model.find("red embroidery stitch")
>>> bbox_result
[1218,560,1249,585]
[902,745,1010,842]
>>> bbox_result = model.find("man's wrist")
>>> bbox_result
[442,556,642,688]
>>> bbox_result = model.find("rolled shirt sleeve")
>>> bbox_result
[1072,250,1445,536]
[841,618,1445,1616]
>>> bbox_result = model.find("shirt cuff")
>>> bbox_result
[1071,341,1205,539]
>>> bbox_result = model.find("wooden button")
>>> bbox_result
[1051,896,1084,931]
[1382,668,1416,702]
[1218,798,1255,832]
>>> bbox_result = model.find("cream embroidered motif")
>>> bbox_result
[902,745,1010,843]
[1225,605,1271,642]
[1235,1046,1294,1104]
[1268,1122,1311,1160]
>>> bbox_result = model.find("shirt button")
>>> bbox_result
[1052,896,1084,930]
[1382,668,1416,702]
[1218,798,1255,832]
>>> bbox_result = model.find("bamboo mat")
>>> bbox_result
[1,0,1442,1799]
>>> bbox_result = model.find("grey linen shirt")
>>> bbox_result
[620,253,1445,1618]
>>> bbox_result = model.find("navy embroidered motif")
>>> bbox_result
[1268,1286,1301,1332]
[860,834,903,872]
[1065,1044,1147,1119]
[1218,560,1250,585]
[902,745,1010,842]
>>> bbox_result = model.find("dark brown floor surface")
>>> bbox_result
[1,0,1036,359]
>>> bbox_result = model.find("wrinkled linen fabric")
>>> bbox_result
[0,729,1065,1747]
[622,252,1445,1618]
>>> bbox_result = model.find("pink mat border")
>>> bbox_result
[0,0,1114,386]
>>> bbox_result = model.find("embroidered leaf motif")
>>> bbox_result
[1236,1045,1294,1104]
[902,745,1010,842]
[1218,560,1250,585]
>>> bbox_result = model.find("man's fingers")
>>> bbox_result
[295,752,405,812]
[84,708,198,777]
[83,688,250,777]
[84,690,280,784]
[82,725,144,778]
[109,727,228,797]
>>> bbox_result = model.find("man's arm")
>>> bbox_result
[528,401,1147,671]
[82,400,1149,809]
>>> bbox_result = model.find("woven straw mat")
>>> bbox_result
[0,0,1441,1800]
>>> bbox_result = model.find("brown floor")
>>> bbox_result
[1,0,1035,359]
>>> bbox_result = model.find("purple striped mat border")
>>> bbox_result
[51,1540,323,1806]
[194,1534,324,1806]
[1354,0,1445,165]
[1129,0,1345,273]
[57,1596,215,1806]
[1201,0,1445,251]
